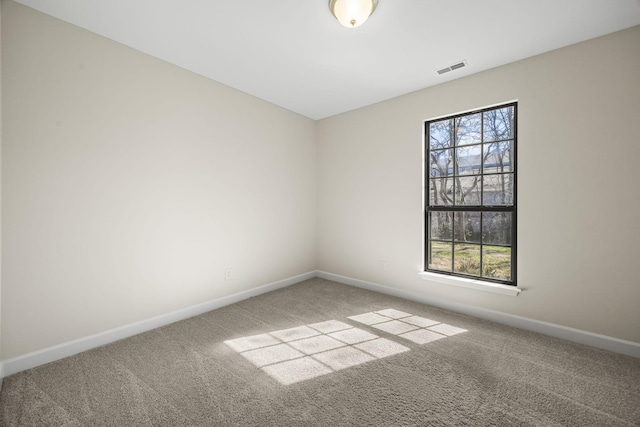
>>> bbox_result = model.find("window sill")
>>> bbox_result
[419,272,521,296]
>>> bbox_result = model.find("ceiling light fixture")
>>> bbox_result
[329,0,378,28]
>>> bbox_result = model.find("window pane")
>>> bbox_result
[429,178,453,206]
[453,244,481,276]
[482,246,512,280]
[429,149,453,177]
[430,211,453,240]
[455,145,482,176]
[482,212,512,245]
[483,106,514,141]
[455,113,481,146]
[455,176,481,205]
[429,119,453,150]
[482,174,513,205]
[483,141,514,174]
[429,241,452,272]
[453,212,481,243]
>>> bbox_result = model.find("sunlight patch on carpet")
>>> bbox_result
[349,311,467,341]
[224,309,467,385]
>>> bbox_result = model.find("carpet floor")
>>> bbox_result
[1,278,639,426]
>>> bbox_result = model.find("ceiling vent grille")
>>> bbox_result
[436,60,468,75]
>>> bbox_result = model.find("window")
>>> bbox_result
[425,103,517,285]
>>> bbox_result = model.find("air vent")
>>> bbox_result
[436,60,468,75]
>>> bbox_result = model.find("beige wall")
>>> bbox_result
[2,1,639,363]
[318,26,640,343]
[1,2,317,359]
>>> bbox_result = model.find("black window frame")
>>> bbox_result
[424,102,517,286]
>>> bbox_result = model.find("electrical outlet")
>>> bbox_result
[379,260,387,272]
[225,267,232,280]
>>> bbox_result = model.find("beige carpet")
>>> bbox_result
[1,278,639,426]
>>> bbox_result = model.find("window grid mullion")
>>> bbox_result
[479,111,485,278]
[451,123,456,272]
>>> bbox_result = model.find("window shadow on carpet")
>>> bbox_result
[224,309,467,385]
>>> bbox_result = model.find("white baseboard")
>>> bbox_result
[316,271,640,359]
[2,269,638,377]
[2,271,316,377]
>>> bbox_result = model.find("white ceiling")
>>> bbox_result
[14,0,640,120]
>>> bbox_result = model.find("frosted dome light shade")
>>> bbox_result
[329,0,378,28]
